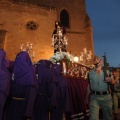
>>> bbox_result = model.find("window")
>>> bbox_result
[60,9,69,28]
[26,21,39,30]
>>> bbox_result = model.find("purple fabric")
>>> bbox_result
[24,86,38,117]
[36,60,54,84]
[52,64,68,87]
[5,60,14,73]
[51,64,89,120]
[5,85,37,120]
[50,64,71,120]
[0,49,10,96]
[14,51,37,86]
[52,63,62,76]
[67,78,89,120]
[5,51,38,119]
[37,60,57,108]
[0,91,7,120]
[33,60,57,120]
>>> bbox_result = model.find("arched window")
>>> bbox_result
[60,9,69,28]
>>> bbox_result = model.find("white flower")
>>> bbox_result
[50,52,74,64]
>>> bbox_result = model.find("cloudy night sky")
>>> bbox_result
[85,0,120,67]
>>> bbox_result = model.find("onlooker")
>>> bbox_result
[111,68,119,120]
[0,49,10,120]
[86,55,113,120]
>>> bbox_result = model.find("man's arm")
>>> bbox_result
[111,73,119,85]
[105,70,119,85]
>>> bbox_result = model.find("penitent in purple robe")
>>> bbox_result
[0,49,10,120]
[33,60,57,120]
[5,60,14,72]
[50,64,71,120]
[5,51,38,120]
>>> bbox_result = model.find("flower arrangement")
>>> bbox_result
[50,52,74,64]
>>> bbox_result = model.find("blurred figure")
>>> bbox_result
[3,59,14,119]
[33,60,57,120]
[5,60,14,74]
[0,49,10,120]
[50,64,71,120]
[111,68,119,120]
[5,51,38,120]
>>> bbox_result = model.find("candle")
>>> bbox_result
[27,42,29,47]
[20,44,23,51]
[32,51,35,58]
[63,62,66,74]
[30,44,33,50]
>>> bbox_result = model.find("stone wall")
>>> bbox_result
[0,1,56,62]
[0,0,94,65]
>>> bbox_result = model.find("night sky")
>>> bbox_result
[85,0,120,67]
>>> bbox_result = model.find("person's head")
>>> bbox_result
[112,68,117,77]
[38,60,51,68]
[14,51,33,67]
[93,55,102,68]
[55,21,62,28]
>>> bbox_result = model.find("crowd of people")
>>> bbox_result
[1,47,120,120]
[0,49,71,120]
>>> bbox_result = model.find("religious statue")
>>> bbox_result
[52,21,68,53]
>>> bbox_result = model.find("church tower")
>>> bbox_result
[0,0,94,65]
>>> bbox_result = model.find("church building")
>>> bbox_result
[0,0,94,64]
